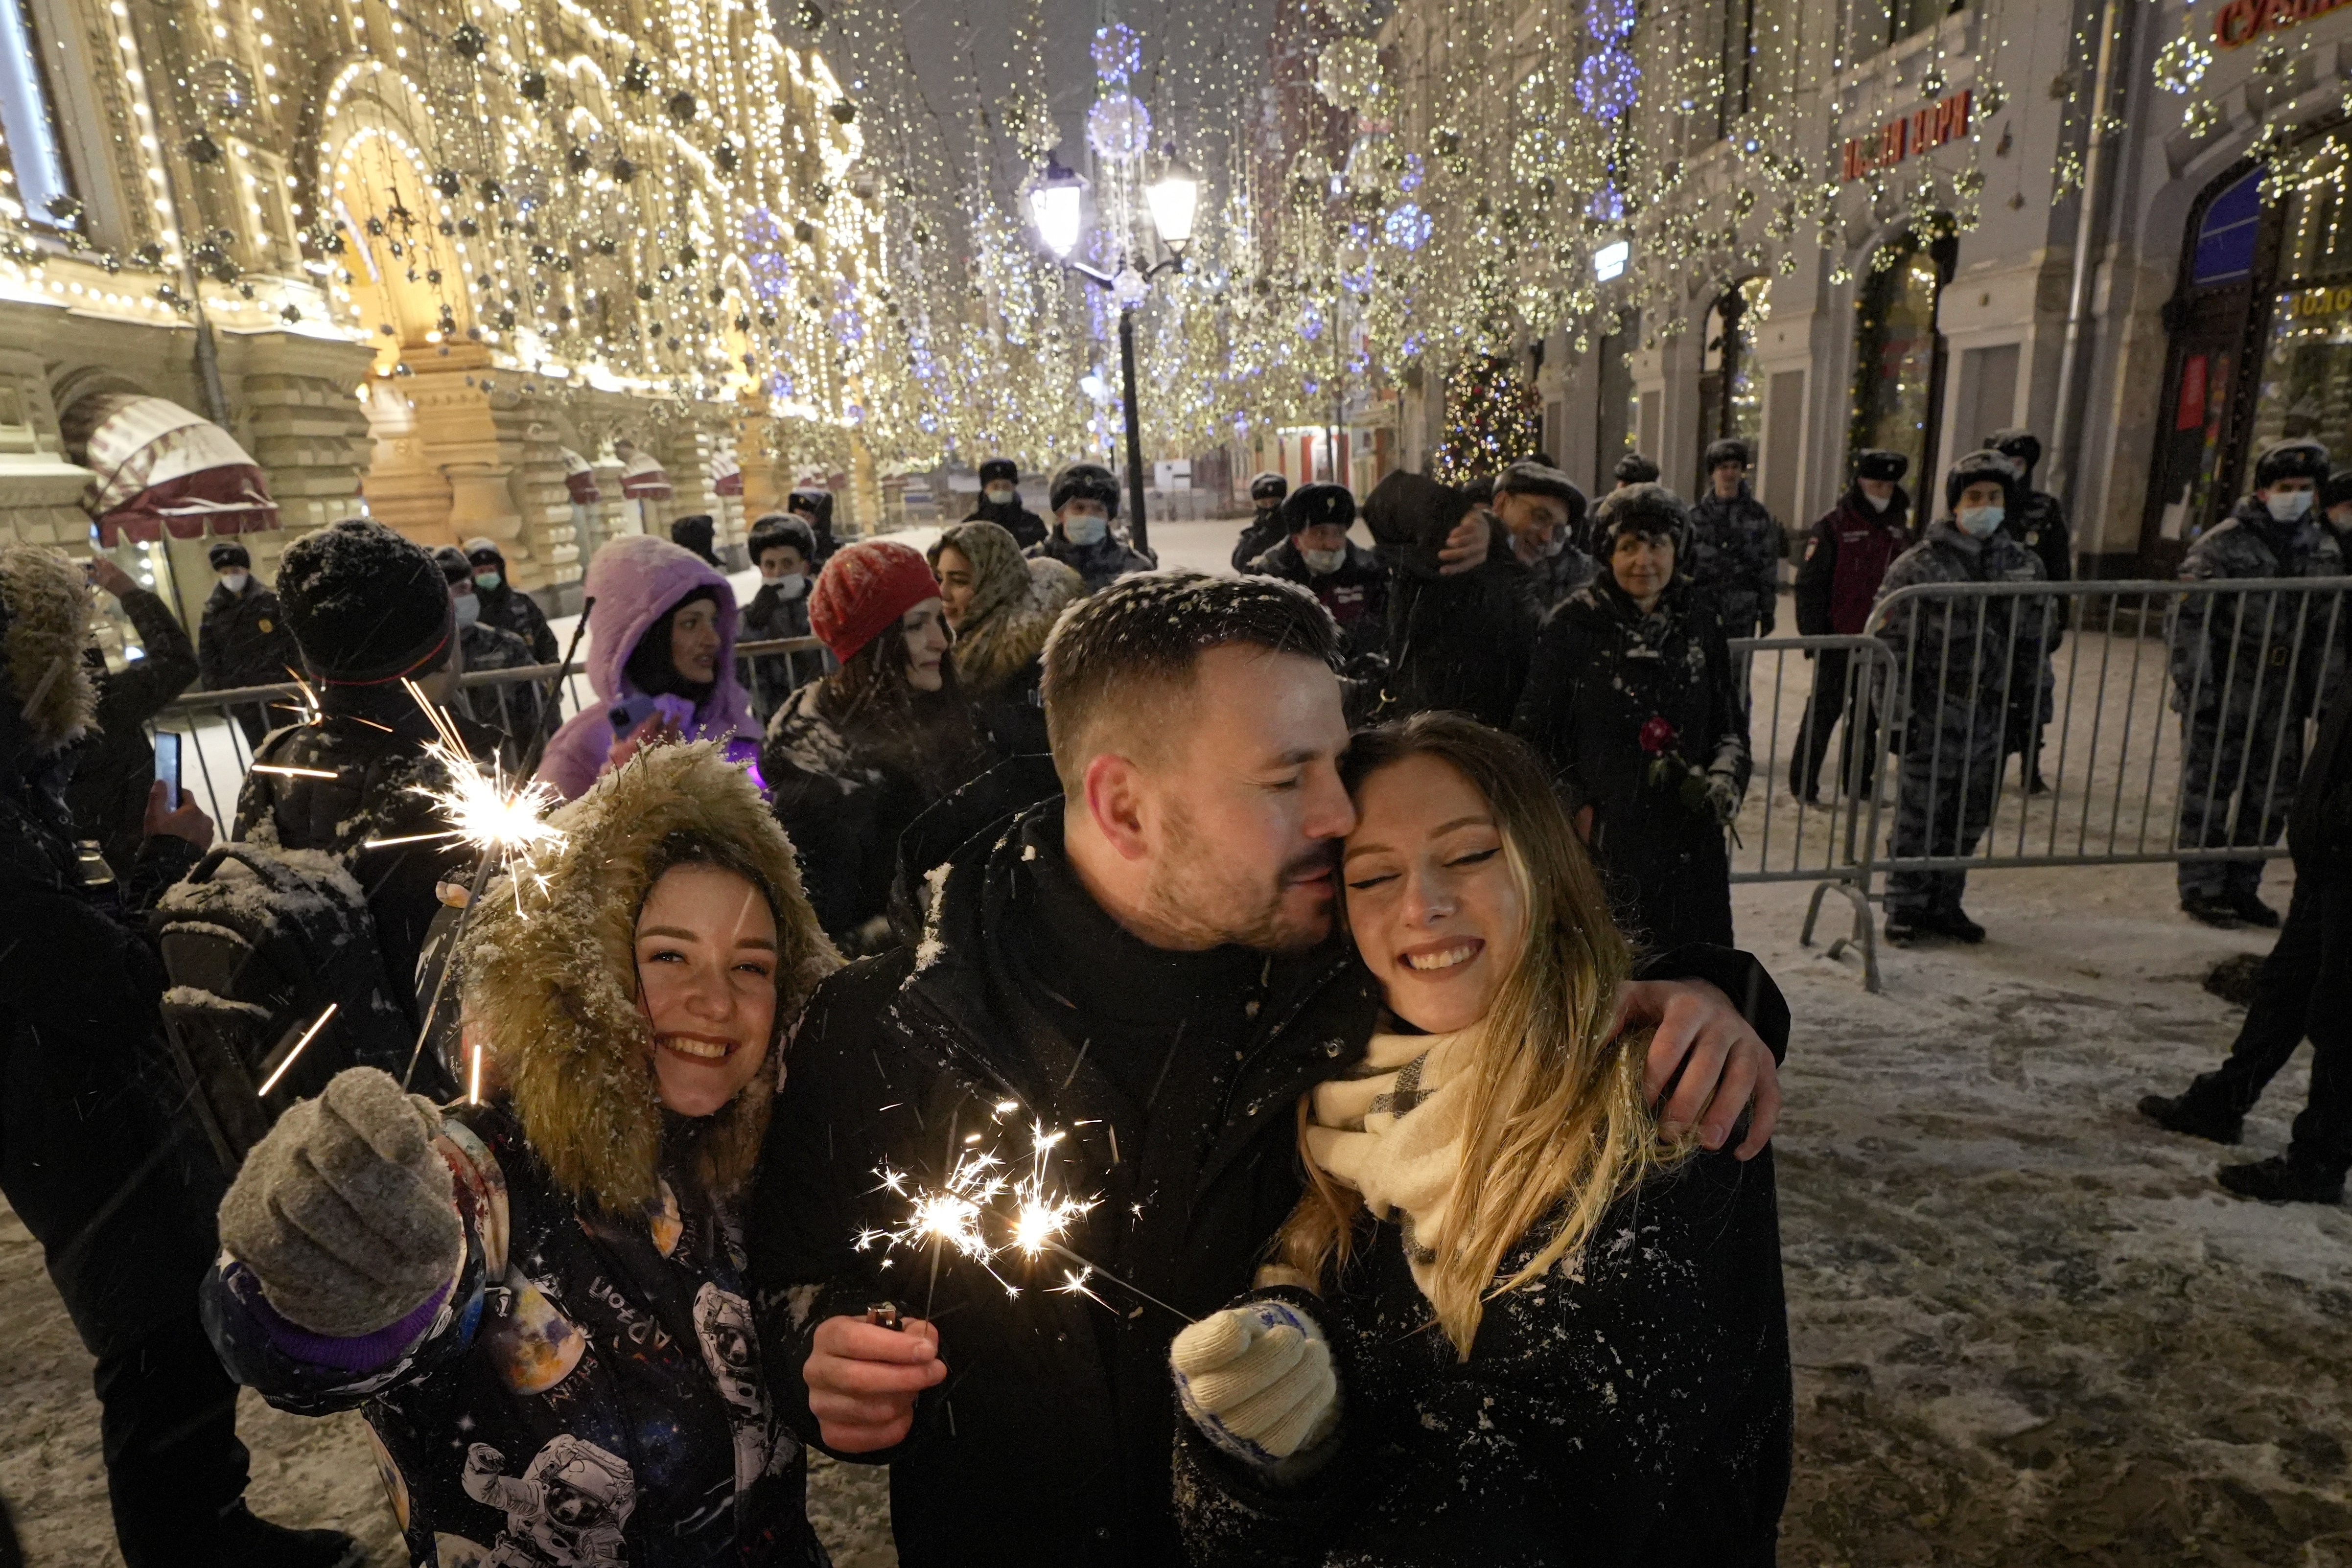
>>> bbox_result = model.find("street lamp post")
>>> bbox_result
[1028,149,1197,559]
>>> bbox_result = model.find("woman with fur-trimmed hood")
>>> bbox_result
[926,519,1081,755]
[202,743,841,1567]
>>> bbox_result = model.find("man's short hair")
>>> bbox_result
[1041,571,1342,796]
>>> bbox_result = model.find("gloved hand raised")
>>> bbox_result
[217,1066,463,1337]
[1169,1298,1339,1468]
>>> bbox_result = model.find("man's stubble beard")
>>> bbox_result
[1142,800,1334,952]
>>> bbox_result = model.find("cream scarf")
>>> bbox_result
[1302,1027,1475,1304]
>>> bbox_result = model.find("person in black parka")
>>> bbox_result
[964,457,1048,550]
[1364,470,1547,729]
[1246,481,1388,674]
[70,556,199,876]
[1513,483,1750,951]
[460,537,559,663]
[1231,470,1292,573]
[786,487,840,565]
[197,539,301,746]
[739,514,828,725]
[0,542,358,1568]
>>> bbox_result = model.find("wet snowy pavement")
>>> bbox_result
[5,832,2349,1564]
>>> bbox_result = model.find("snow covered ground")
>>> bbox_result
[22,517,2350,1562]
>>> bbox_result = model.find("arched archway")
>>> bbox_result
[1848,226,1958,498]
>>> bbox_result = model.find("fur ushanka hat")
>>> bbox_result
[459,742,838,1211]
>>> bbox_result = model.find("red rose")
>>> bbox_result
[1638,715,1679,755]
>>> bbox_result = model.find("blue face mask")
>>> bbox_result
[473,570,503,592]
[1956,504,2004,539]
[454,592,481,627]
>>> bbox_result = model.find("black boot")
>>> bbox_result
[2217,1155,2345,1205]
[2226,890,2282,928]
[2138,1092,2244,1145]
[2181,892,2242,929]
[207,1506,361,1568]
[1928,906,1986,944]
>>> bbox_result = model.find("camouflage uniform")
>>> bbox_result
[1688,481,1784,640]
[2169,496,2348,903]
[1874,521,2050,922]
[1520,536,1598,614]
[1997,487,2072,774]
[454,618,542,762]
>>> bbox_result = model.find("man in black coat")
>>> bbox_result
[0,542,357,1568]
[1985,429,2073,792]
[196,540,299,746]
[460,537,558,663]
[1230,470,1290,572]
[233,521,491,1038]
[1244,481,1386,671]
[2140,669,2352,1202]
[965,457,1047,549]
[747,572,1789,1568]
[1364,469,1547,728]
[70,556,199,875]
[1490,458,1595,613]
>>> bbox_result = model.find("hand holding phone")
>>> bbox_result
[154,731,182,811]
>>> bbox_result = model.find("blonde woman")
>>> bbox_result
[1170,712,1790,1566]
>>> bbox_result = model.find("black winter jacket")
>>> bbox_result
[69,586,198,874]
[738,580,825,724]
[1174,1149,1793,1567]
[2001,487,2073,637]
[233,691,495,1021]
[745,776,1789,1568]
[1688,482,1783,638]
[2291,675,2352,883]
[1248,539,1389,670]
[198,577,300,692]
[1365,478,1545,729]
[1030,529,1158,593]
[1233,509,1290,574]
[965,496,1048,550]
[1512,577,1749,950]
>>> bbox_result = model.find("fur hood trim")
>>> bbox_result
[458,741,838,1211]
[956,554,1083,695]
[1,545,97,752]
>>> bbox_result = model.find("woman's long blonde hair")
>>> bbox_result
[1277,712,1689,1358]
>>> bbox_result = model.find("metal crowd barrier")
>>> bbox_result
[150,636,828,826]
[1721,576,2349,992]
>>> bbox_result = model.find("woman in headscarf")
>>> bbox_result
[202,743,846,1566]
[926,519,1082,755]
[535,534,758,802]
[761,539,994,952]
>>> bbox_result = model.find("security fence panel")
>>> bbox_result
[153,637,827,824]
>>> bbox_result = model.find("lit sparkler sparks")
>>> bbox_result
[256,1002,339,1097]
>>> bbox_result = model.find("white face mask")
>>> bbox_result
[985,485,1016,506]
[1955,504,2003,539]
[1863,491,1892,514]
[1301,547,1346,575]
[2329,505,2352,533]
[764,570,807,597]
[1062,512,1109,546]
[453,592,481,627]
[219,571,250,594]
[2267,488,2315,523]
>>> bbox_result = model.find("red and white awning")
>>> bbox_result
[708,450,743,497]
[561,446,602,505]
[618,449,672,499]
[80,394,278,546]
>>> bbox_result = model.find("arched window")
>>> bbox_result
[1848,230,1956,493]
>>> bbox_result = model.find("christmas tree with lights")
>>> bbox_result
[1435,355,1541,484]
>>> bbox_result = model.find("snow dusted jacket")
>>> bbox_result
[1364,473,1547,729]
[536,535,758,802]
[1512,576,1749,951]
[203,744,840,1568]
[1688,481,1783,638]
[743,767,1790,1568]
[1172,1149,1793,1567]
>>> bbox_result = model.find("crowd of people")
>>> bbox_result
[2,417,2348,1567]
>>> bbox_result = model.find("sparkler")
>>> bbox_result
[256,1002,339,1097]
[856,1108,1194,1323]
[388,678,568,1091]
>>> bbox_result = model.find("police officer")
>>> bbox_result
[965,457,1047,549]
[1030,461,1157,592]
[435,546,540,754]
[1231,471,1290,572]
[461,537,558,662]
[196,540,300,747]
[2170,437,2346,929]
[1245,481,1387,672]
[1689,437,1783,642]
[1791,449,1911,802]
[1874,450,2050,945]
[1984,429,2073,792]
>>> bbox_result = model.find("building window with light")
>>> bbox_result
[0,0,81,232]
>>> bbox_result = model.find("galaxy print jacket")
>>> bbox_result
[1173,1148,1793,1567]
[203,1102,826,1568]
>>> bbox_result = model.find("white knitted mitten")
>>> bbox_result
[1169,1299,1339,1468]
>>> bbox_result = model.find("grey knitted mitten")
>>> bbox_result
[217,1065,462,1337]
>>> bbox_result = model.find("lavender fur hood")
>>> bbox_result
[534,533,755,801]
